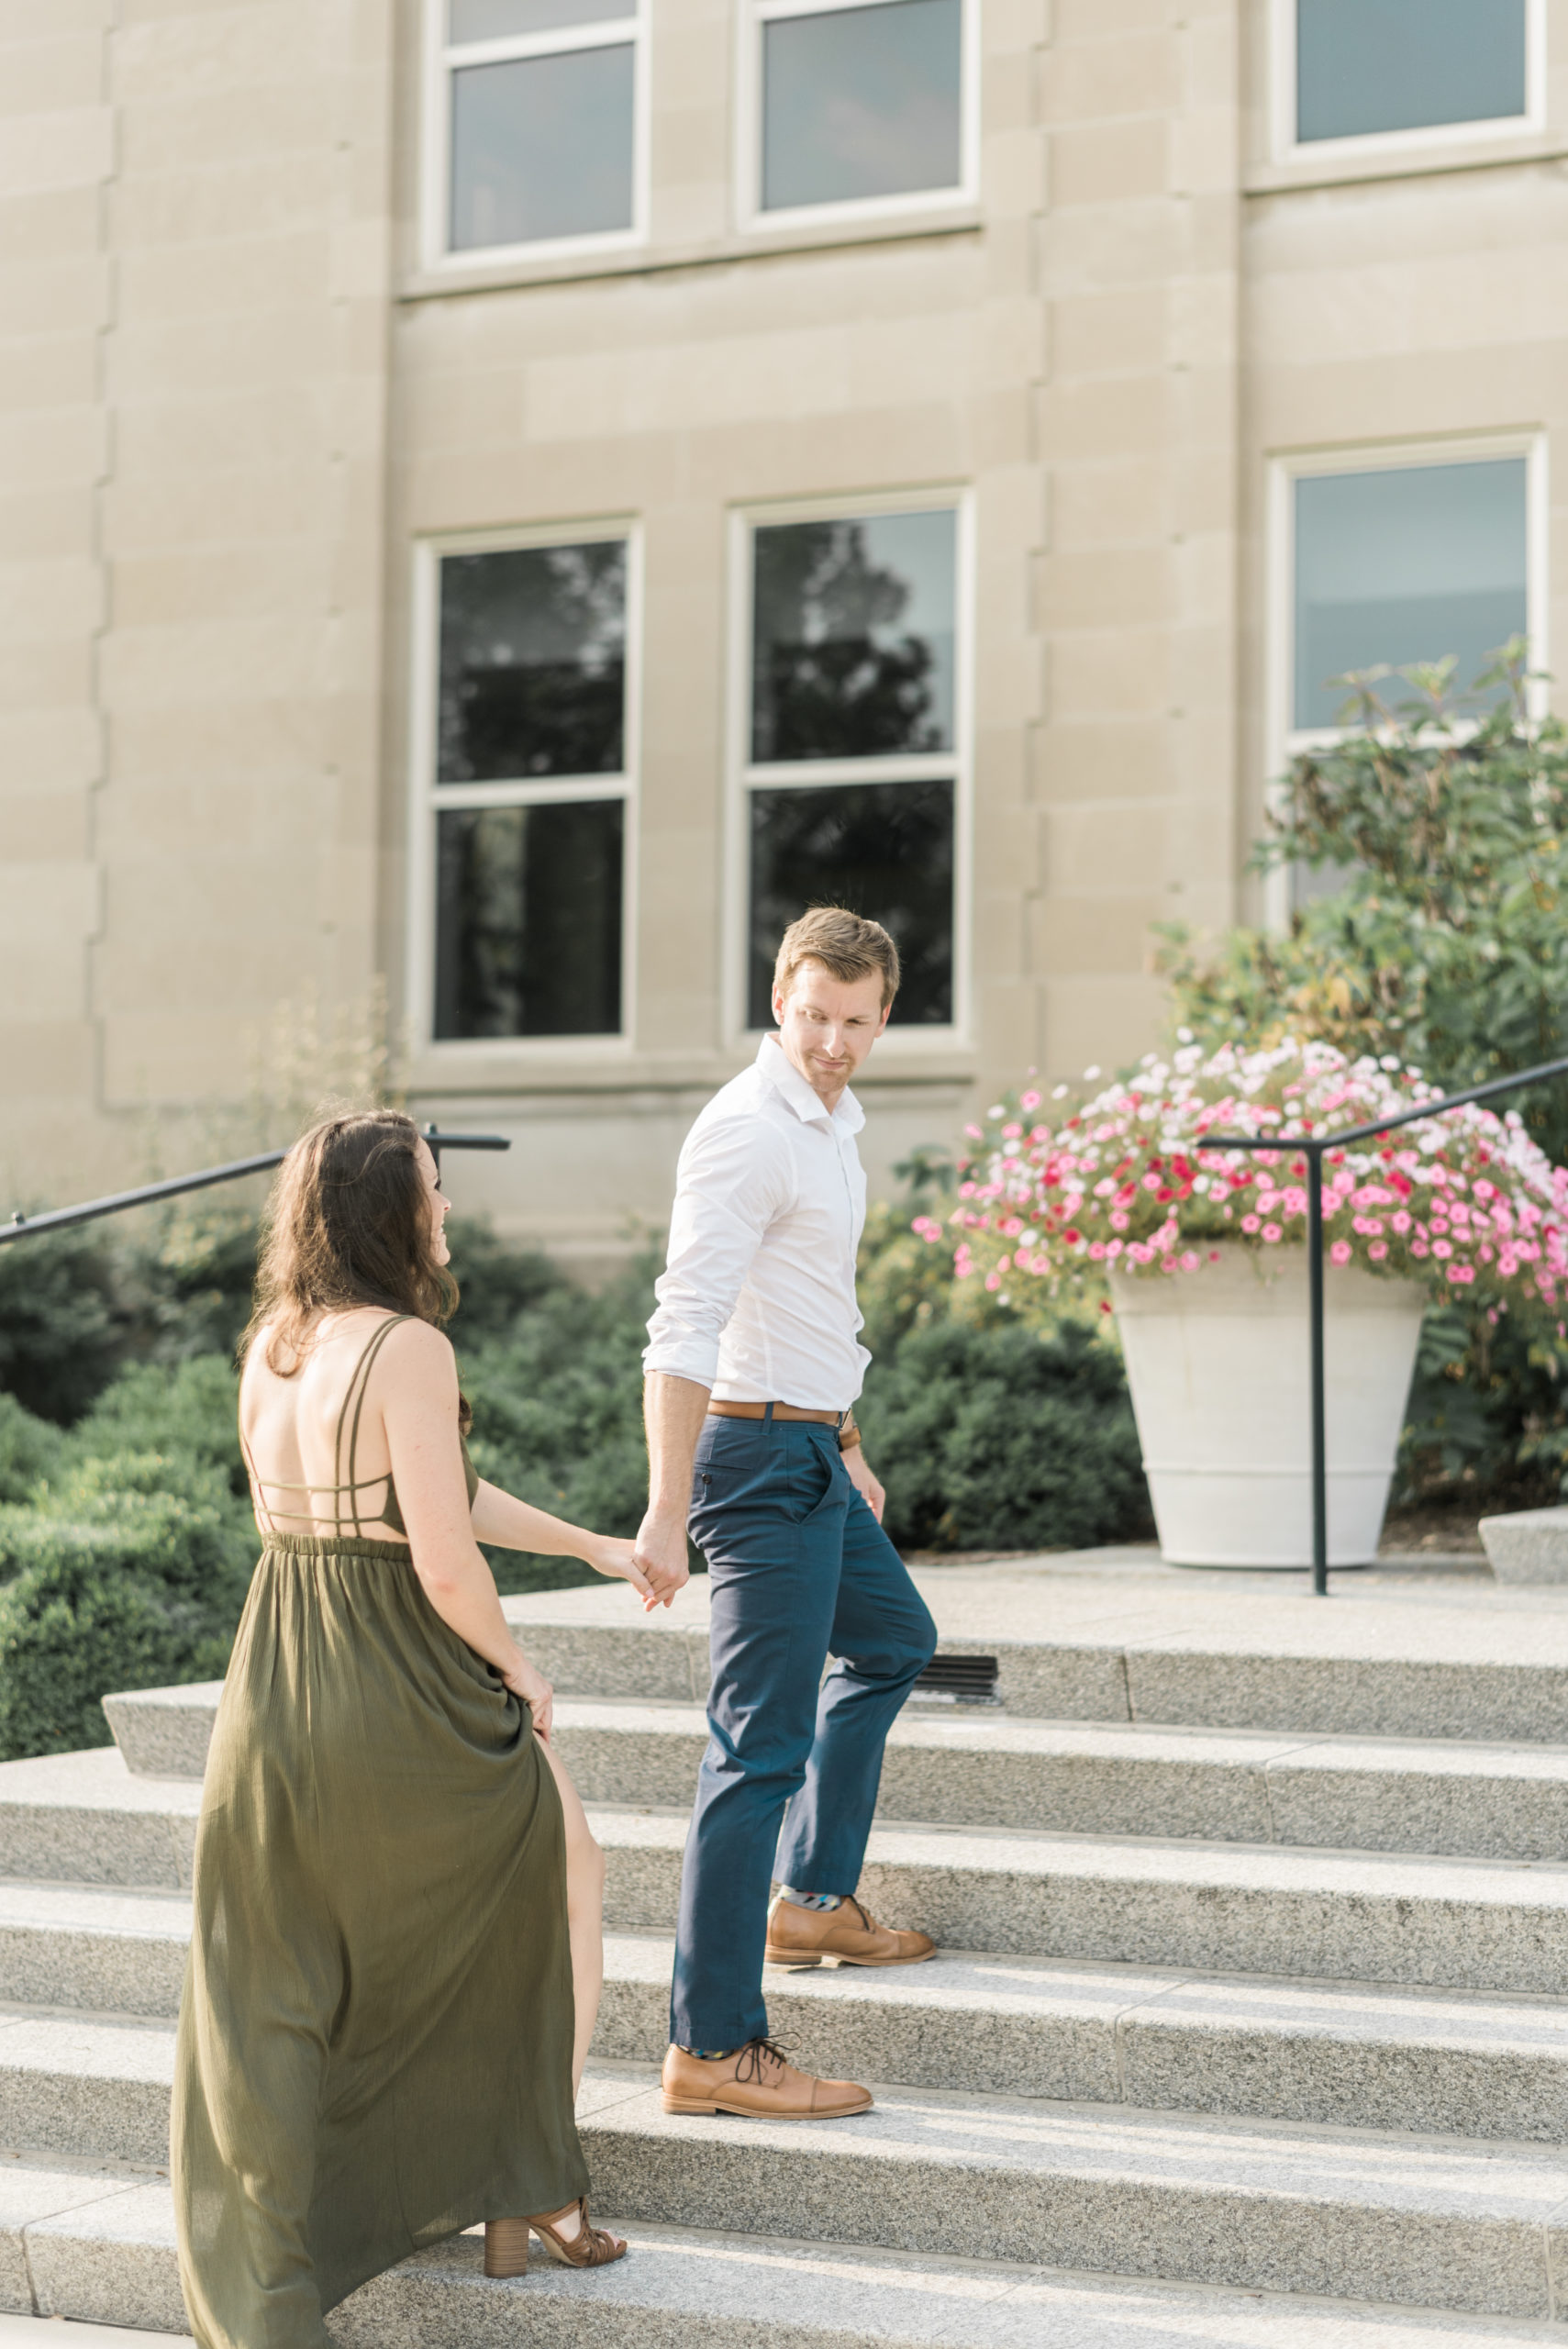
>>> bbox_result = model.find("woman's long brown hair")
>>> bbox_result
[244,1109,458,1375]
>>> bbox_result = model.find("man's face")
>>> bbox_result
[772,960,891,1106]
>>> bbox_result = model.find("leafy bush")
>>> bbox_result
[0,1395,64,1504]
[1155,645,1568,1508]
[458,1255,657,1593]
[859,1319,1150,1554]
[0,1446,254,1761]
[0,1535,231,1763]
[0,1226,118,1425]
[74,1357,247,1496]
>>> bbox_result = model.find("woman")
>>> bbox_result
[173,1109,649,2349]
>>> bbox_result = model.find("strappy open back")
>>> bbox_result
[240,1313,474,1542]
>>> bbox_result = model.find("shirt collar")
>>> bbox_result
[756,1034,865,1135]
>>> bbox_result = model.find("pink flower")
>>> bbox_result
[1329,1240,1352,1265]
[1020,1090,1041,1112]
[1262,1223,1282,1243]
[1432,1239,1452,1259]
[1240,1214,1261,1234]
[1391,1210,1411,1234]
[984,1272,1001,1291]
[1179,1251,1199,1271]
[1368,1240,1388,1260]
[1411,1240,1429,1257]
[1088,1241,1106,1260]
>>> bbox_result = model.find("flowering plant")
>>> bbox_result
[925,1038,1568,1319]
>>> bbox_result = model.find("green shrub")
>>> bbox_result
[459,1256,657,1593]
[0,1396,65,1505]
[858,1319,1150,1554]
[0,1226,119,1425]
[0,1449,253,1761]
[0,1530,231,1761]
[75,1357,246,1496]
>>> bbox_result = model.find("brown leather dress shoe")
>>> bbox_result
[661,2038,872,2119]
[764,1893,936,1969]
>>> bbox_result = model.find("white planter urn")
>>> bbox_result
[1108,1243,1427,1568]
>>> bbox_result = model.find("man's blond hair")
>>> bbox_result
[773,907,901,1011]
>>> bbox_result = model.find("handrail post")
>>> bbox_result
[1307,1140,1328,1598]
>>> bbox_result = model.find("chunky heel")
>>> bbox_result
[484,2217,530,2277]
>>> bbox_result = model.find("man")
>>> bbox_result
[635,907,939,2122]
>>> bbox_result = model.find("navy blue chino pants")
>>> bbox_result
[669,1410,938,2054]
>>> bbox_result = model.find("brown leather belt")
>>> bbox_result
[707,1399,844,1429]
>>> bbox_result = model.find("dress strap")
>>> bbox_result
[332,1315,412,1537]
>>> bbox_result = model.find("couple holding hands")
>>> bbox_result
[173,906,939,2349]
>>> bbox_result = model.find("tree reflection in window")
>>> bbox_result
[751,511,955,763]
[438,541,627,781]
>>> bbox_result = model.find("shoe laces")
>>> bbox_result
[733,2036,793,2083]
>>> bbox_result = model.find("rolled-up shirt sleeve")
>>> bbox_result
[643,1114,789,1387]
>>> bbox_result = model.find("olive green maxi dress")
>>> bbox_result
[172,1315,588,2349]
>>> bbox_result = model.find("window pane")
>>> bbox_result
[762,0,962,211]
[748,779,953,1027]
[438,543,626,783]
[435,800,623,1038]
[1296,0,1526,142]
[751,510,956,763]
[450,0,628,39]
[450,46,633,249]
[1293,460,1528,729]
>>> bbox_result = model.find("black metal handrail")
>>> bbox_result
[1205,1052,1568,1595]
[1,1126,511,1247]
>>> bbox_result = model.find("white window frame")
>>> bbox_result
[1262,431,1550,926]
[406,521,641,1056]
[736,0,980,237]
[724,486,974,1049]
[419,0,649,273]
[1269,0,1546,169]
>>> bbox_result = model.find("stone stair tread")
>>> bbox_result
[7,2176,1561,2349]
[588,1803,1568,1901]
[8,1929,1568,2063]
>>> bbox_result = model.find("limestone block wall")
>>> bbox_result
[0,4,115,1203]
[2,0,397,1205]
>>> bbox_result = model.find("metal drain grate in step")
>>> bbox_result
[909,1653,1000,1706]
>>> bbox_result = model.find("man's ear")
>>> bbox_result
[770,984,786,1027]
[875,1004,893,1037]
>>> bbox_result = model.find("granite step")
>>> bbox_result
[582,2065,1568,2317]
[598,1808,1568,1996]
[98,1681,1568,1865]
[11,1750,1568,1998]
[3,1902,1566,2144]
[498,1570,1568,1744]
[0,2054,1565,2317]
[6,2169,1562,2349]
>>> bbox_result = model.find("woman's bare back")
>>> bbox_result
[239,1308,412,1542]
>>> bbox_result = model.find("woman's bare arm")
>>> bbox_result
[470,1482,655,1607]
[378,1321,558,1734]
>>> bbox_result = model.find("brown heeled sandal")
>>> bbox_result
[484,2199,628,2277]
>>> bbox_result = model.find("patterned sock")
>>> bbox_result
[778,1887,844,1910]
[680,2044,740,2059]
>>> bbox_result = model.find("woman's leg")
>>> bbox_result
[537,1732,606,2097]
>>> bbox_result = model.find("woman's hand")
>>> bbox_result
[502,1648,555,1742]
[586,1533,660,1610]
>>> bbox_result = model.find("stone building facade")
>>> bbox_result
[4,0,1563,1254]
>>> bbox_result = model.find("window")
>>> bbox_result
[745,0,973,223]
[420,537,632,1041]
[1284,0,1536,151]
[1289,458,1529,734]
[429,0,642,261]
[1267,441,1542,918]
[738,503,964,1030]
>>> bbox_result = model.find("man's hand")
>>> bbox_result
[632,1506,692,1610]
[843,1446,885,1523]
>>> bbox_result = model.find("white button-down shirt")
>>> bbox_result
[643,1035,870,1409]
